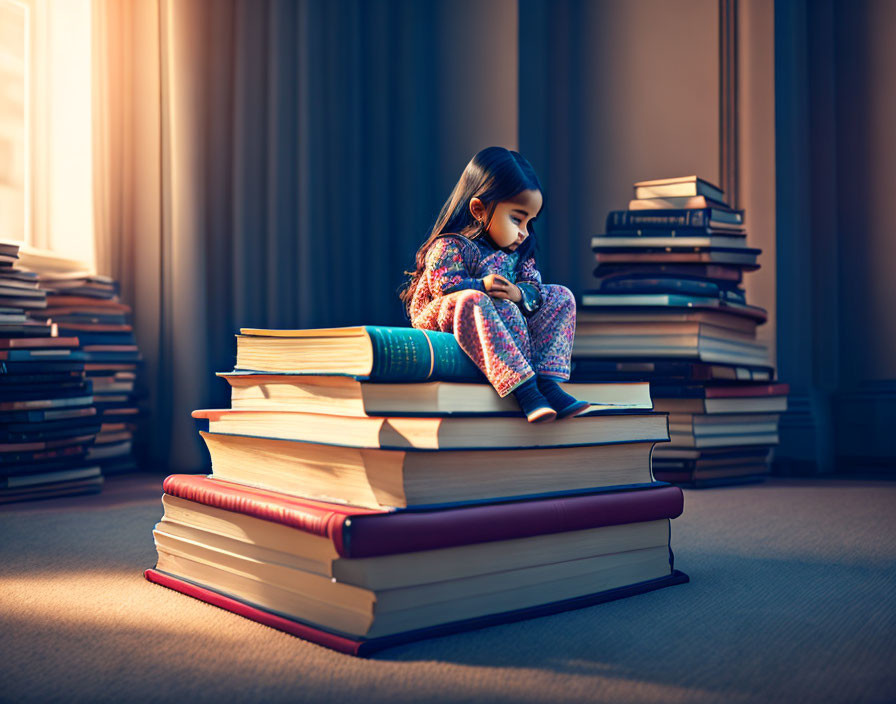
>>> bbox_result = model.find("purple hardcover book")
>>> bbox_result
[160,474,684,557]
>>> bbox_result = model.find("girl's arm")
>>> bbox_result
[516,256,544,316]
[518,256,544,289]
[424,236,486,295]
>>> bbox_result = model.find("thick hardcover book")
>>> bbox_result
[39,313,129,325]
[0,444,89,470]
[0,371,82,386]
[0,464,101,488]
[39,295,131,311]
[236,326,484,382]
[651,383,790,399]
[0,336,78,350]
[627,196,737,214]
[577,308,757,335]
[54,330,137,346]
[0,295,47,309]
[0,406,97,425]
[0,475,103,504]
[0,323,54,338]
[0,360,87,375]
[569,359,773,383]
[0,349,86,362]
[652,387,788,415]
[144,568,689,657]
[592,234,747,250]
[579,293,768,323]
[0,431,98,454]
[594,276,746,303]
[0,272,36,284]
[593,263,744,283]
[593,248,760,267]
[633,175,725,201]
[192,407,663,451]
[0,394,94,412]
[218,373,652,417]
[161,474,684,558]
[0,381,91,401]
[0,420,103,443]
[606,209,743,232]
[197,429,667,510]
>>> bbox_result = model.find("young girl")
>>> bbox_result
[400,146,589,423]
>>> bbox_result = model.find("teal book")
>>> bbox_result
[235,326,485,383]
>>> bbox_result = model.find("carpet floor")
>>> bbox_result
[1,474,894,704]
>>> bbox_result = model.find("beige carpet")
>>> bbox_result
[1,474,895,704]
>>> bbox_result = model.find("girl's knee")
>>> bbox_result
[543,284,576,309]
[456,289,491,309]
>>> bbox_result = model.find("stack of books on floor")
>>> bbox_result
[0,241,102,503]
[27,273,143,474]
[573,175,788,487]
[146,325,688,656]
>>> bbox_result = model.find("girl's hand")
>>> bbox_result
[482,274,522,303]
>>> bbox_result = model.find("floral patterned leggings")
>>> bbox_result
[410,284,577,397]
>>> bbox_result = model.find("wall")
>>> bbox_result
[738,0,776,366]
[435,0,519,190]
[520,0,722,294]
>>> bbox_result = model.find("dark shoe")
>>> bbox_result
[537,376,591,419]
[512,376,557,423]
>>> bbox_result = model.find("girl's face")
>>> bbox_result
[473,189,543,252]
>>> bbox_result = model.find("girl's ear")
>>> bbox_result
[469,197,487,222]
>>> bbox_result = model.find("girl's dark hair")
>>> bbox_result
[399,146,544,314]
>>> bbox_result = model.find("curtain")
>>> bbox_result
[92,0,518,472]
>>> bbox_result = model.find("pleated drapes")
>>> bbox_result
[93,0,518,471]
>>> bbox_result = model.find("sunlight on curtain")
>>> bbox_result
[1,0,95,266]
[41,0,95,266]
[0,0,28,244]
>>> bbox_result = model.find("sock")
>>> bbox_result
[537,376,590,418]
[512,376,556,423]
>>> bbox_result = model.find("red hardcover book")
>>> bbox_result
[0,337,79,349]
[160,474,684,558]
[652,383,790,399]
[148,478,689,654]
[703,383,790,398]
[650,383,789,414]
[42,296,132,311]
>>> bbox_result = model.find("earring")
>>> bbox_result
[471,218,485,238]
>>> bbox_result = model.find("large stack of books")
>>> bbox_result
[27,273,142,475]
[0,241,102,503]
[573,176,789,487]
[146,325,688,656]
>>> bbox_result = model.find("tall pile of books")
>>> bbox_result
[26,273,142,475]
[572,176,789,487]
[146,326,688,656]
[0,241,102,503]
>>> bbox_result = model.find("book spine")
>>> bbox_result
[704,383,790,398]
[162,475,683,560]
[144,567,689,657]
[606,209,713,231]
[55,331,137,346]
[366,326,483,382]
[598,278,722,298]
[345,485,684,558]
[162,474,383,551]
[144,570,366,656]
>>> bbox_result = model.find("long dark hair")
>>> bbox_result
[399,147,544,313]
